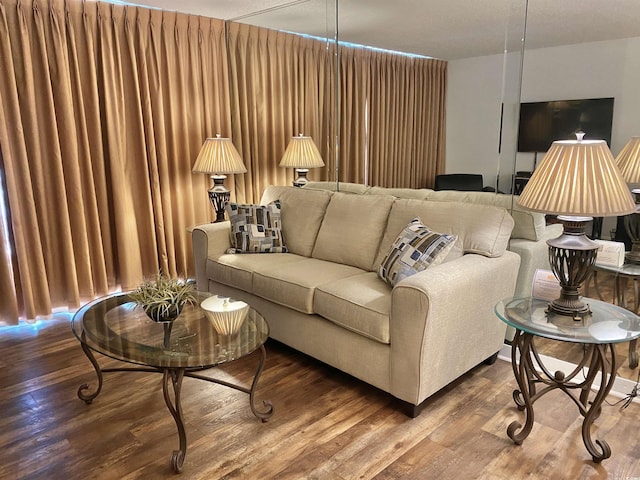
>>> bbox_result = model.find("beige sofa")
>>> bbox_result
[303,181,562,301]
[192,185,521,416]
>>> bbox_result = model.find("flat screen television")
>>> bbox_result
[517,97,614,152]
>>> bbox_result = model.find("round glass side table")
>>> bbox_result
[495,296,640,463]
[589,262,640,368]
[72,292,273,473]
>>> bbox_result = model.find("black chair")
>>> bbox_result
[434,174,484,192]
[614,215,633,250]
[513,171,532,195]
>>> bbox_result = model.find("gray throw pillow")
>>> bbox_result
[378,217,457,287]
[225,200,288,253]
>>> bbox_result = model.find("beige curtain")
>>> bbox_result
[338,47,447,188]
[0,0,229,324]
[336,45,369,184]
[227,22,334,203]
[0,1,446,325]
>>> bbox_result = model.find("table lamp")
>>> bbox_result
[517,132,636,319]
[192,135,247,222]
[615,136,640,263]
[279,134,325,187]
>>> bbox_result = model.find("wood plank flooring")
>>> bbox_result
[1,315,639,480]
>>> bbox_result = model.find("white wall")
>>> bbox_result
[445,53,505,188]
[446,36,640,193]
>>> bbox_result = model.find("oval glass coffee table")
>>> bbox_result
[71,292,273,473]
[495,296,640,463]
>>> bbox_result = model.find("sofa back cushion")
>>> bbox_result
[260,185,332,257]
[303,181,370,194]
[366,186,432,200]
[425,190,545,241]
[312,192,395,271]
[374,198,514,267]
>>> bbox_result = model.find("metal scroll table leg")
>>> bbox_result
[77,333,103,404]
[630,278,640,369]
[629,339,639,369]
[507,330,616,462]
[580,344,614,463]
[249,344,274,421]
[507,330,536,444]
[163,368,187,473]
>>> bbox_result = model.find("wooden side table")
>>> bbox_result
[495,297,640,462]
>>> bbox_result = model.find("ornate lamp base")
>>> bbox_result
[546,216,598,319]
[624,211,640,263]
[208,175,230,223]
[626,243,640,264]
[624,191,640,263]
[293,168,310,187]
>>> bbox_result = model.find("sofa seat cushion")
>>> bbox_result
[252,258,365,313]
[314,272,391,344]
[312,192,395,271]
[207,252,307,292]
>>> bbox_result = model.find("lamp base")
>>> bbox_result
[546,216,597,320]
[624,207,640,263]
[626,246,640,264]
[208,175,230,223]
[293,169,310,188]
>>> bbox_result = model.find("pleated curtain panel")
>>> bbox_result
[0,0,447,325]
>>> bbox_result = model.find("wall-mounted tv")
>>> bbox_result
[517,97,614,153]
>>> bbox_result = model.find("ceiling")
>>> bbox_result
[108,0,640,60]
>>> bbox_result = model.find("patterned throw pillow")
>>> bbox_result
[378,218,457,287]
[225,200,288,253]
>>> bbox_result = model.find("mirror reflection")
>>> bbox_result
[115,0,640,383]
[519,1,640,382]
[233,0,640,383]
[233,0,526,193]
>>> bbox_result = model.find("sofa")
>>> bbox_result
[192,185,521,416]
[303,181,562,302]
[303,182,563,343]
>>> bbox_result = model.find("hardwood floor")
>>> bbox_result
[1,315,639,480]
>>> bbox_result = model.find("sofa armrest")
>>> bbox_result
[389,251,521,405]
[508,223,562,298]
[192,222,231,291]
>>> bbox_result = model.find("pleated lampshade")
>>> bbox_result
[279,134,325,168]
[517,138,636,217]
[616,136,640,183]
[192,135,246,175]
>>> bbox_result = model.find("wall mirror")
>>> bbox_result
[518,1,640,382]
[225,0,339,196]
[233,0,640,383]
[227,0,527,194]
[117,0,640,381]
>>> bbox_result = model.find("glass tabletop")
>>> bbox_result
[72,292,269,369]
[495,297,640,344]
[593,262,640,277]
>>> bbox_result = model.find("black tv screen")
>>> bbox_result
[517,97,614,152]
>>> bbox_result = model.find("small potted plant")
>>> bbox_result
[129,274,197,323]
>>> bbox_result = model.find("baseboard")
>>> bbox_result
[498,344,639,404]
